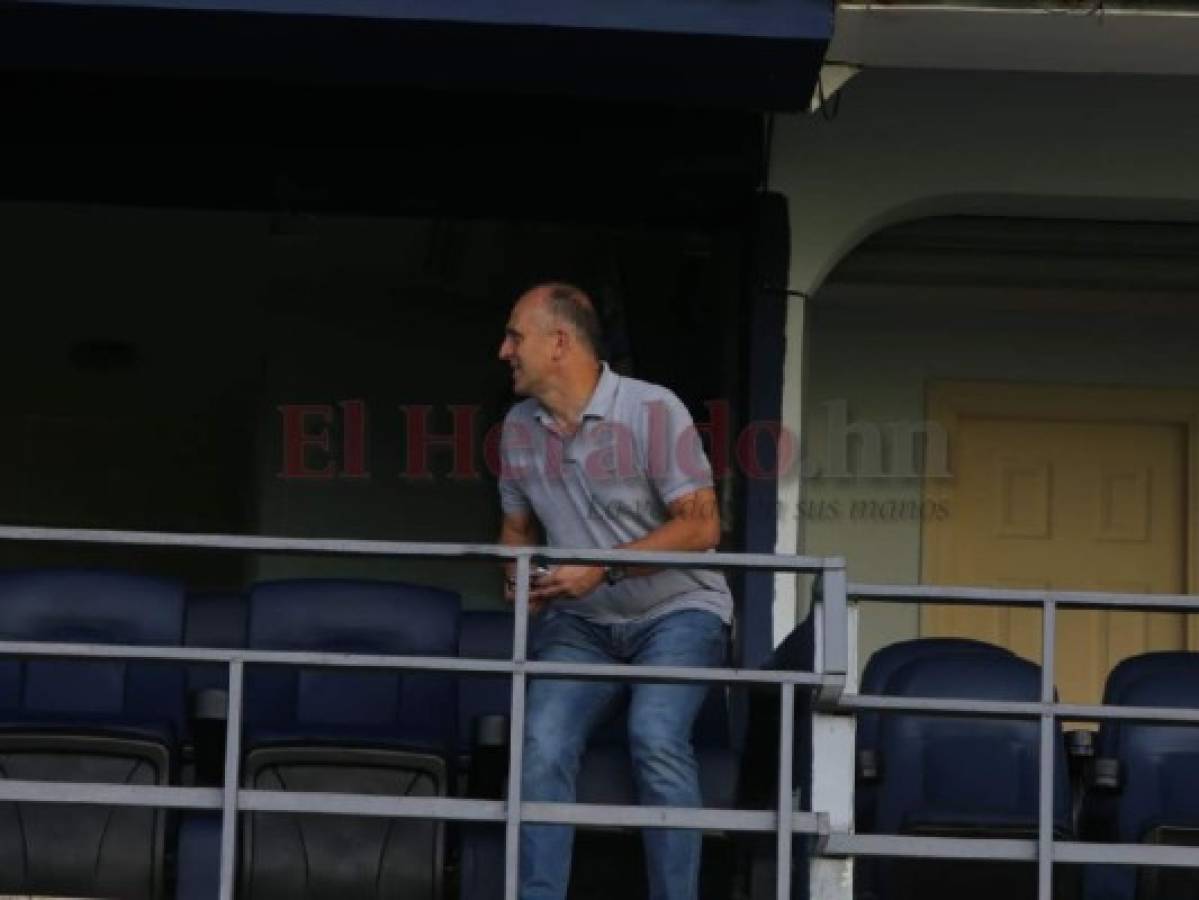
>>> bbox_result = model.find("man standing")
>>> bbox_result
[496,282,733,900]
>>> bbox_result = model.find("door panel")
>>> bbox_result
[923,411,1188,705]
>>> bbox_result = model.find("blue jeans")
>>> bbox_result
[519,608,728,900]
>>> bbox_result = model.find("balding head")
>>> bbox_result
[500,282,604,405]
[536,282,603,359]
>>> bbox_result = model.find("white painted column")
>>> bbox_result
[810,601,858,900]
[773,292,808,645]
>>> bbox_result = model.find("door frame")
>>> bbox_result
[921,379,1199,647]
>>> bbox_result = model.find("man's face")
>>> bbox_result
[499,293,558,396]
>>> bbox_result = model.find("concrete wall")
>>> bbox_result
[802,298,1199,664]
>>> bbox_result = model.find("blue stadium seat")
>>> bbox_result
[869,651,1074,900]
[0,568,187,900]
[1093,651,1199,768]
[857,638,1014,832]
[1081,652,1199,843]
[456,608,738,900]
[239,578,461,900]
[1083,652,1199,900]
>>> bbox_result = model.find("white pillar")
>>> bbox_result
[810,601,858,900]
[773,292,807,645]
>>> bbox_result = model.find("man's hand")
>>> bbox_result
[528,565,606,606]
[500,509,542,609]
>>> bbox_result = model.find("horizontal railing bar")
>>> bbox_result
[1041,590,1199,612]
[0,778,824,834]
[841,694,1199,725]
[240,791,508,821]
[0,640,513,670]
[825,834,1199,870]
[850,583,1044,606]
[8,773,1199,871]
[1053,702,1199,725]
[1055,841,1199,868]
[522,802,826,833]
[840,694,1041,718]
[0,780,221,809]
[824,833,1037,861]
[850,582,1199,613]
[242,791,826,833]
[0,639,831,686]
[0,525,843,572]
[524,660,827,686]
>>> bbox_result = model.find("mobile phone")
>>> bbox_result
[506,565,553,590]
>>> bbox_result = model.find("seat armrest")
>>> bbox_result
[1064,729,1097,833]
[189,688,230,787]
[468,714,509,799]
[190,688,229,723]
[1089,756,1121,792]
[473,713,509,750]
[1065,729,1094,761]
[857,748,881,783]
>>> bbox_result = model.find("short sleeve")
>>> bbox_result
[642,390,714,505]
[497,414,532,515]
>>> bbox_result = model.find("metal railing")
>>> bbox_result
[840,582,1199,900]
[4,523,1199,900]
[0,524,849,900]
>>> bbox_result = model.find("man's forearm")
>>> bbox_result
[616,499,720,576]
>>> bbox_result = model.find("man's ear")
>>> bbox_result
[552,329,570,359]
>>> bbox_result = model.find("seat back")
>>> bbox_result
[0,568,186,900]
[1097,651,1198,758]
[241,579,461,900]
[0,569,186,729]
[1110,657,1199,844]
[860,638,1014,745]
[857,638,1013,832]
[875,652,1069,834]
[245,578,460,750]
[869,652,1074,900]
[1082,654,1199,900]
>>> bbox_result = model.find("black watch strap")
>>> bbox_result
[604,565,627,585]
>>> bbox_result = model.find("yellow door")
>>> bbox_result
[922,383,1197,707]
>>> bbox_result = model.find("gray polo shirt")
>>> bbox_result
[498,363,733,625]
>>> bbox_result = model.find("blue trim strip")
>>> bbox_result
[742,192,792,668]
[2,1,832,109]
[21,0,834,40]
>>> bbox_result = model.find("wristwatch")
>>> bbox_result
[604,565,627,586]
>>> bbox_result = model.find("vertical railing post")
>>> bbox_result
[776,681,796,900]
[809,587,856,900]
[503,554,533,900]
[218,659,244,900]
[1037,598,1057,900]
[818,565,849,692]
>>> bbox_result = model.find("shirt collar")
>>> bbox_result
[581,361,618,420]
[535,362,618,429]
